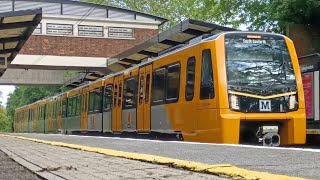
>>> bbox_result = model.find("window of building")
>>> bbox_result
[166,63,180,102]
[47,23,73,35]
[104,85,112,111]
[186,57,196,101]
[108,27,133,38]
[33,23,42,34]
[78,25,104,37]
[152,68,166,104]
[124,77,138,109]
[200,49,214,100]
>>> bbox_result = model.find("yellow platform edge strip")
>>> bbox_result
[0,134,308,180]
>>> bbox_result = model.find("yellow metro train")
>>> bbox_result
[14,31,306,146]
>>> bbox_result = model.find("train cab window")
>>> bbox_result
[166,63,180,103]
[152,68,166,104]
[200,49,215,100]
[104,85,112,111]
[145,74,150,103]
[186,57,196,101]
[89,91,95,112]
[124,77,138,109]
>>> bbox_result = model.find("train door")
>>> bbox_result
[137,64,152,132]
[81,88,89,131]
[112,75,123,132]
[196,48,218,142]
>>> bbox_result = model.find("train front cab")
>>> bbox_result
[211,32,306,146]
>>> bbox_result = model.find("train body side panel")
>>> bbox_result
[122,109,137,132]
[88,113,102,131]
[102,111,112,132]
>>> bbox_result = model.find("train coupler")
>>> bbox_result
[256,126,280,146]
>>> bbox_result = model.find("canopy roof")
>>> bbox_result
[0,9,42,61]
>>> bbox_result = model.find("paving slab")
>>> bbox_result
[10,133,320,179]
[0,150,42,180]
[0,136,226,180]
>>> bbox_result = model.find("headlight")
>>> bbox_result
[229,94,240,110]
[289,95,297,110]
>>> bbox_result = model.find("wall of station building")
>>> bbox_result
[287,24,320,57]
[1,0,162,58]
[21,28,158,57]
[287,24,320,125]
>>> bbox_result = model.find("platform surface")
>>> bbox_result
[0,135,227,180]
[7,133,320,179]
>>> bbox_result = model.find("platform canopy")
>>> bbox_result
[65,19,236,87]
[109,19,235,71]
[0,8,42,77]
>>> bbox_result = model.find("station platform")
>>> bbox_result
[1,133,317,180]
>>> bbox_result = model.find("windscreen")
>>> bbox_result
[225,33,297,95]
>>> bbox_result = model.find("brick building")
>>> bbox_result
[0,0,167,85]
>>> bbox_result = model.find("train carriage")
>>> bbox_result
[14,31,306,146]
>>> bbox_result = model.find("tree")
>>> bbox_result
[83,0,320,33]
[0,107,10,132]
[6,86,63,131]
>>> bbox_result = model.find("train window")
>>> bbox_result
[72,97,76,115]
[76,96,81,115]
[45,105,48,119]
[118,82,122,107]
[113,84,118,107]
[104,85,112,111]
[68,98,73,116]
[152,68,166,104]
[94,88,102,112]
[186,57,196,101]
[40,106,43,119]
[89,91,95,113]
[200,49,215,100]
[124,77,138,109]
[139,75,144,104]
[62,99,67,117]
[166,63,180,102]
[145,74,150,103]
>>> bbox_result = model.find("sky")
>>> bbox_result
[0,85,15,107]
